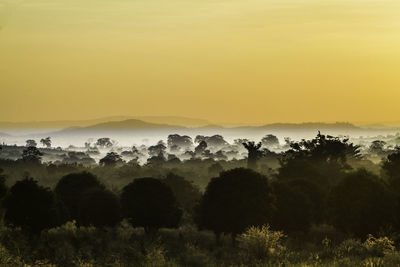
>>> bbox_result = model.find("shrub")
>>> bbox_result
[363,235,395,257]
[237,225,285,262]
[334,239,365,258]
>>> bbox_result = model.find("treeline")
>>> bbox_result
[1,133,400,265]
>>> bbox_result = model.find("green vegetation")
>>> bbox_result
[0,133,400,266]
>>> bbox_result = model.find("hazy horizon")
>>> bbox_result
[1,0,400,124]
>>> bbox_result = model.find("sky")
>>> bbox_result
[1,0,400,125]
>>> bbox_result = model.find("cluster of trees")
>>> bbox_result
[2,133,400,244]
[0,172,194,234]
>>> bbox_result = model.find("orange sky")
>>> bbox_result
[1,0,400,124]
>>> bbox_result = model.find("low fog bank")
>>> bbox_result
[1,127,399,148]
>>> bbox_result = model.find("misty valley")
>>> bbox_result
[1,120,400,266]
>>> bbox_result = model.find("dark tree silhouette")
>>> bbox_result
[195,135,228,148]
[0,168,7,200]
[242,141,262,169]
[278,132,361,192]
[77,188,121,227]
[147,151,167,165]
[163,173,202,214]
[21,146,43,164]
[369,140,387,156]
[96,137,113,148]
[286,179,324,224]
[327,169,396,238]
[272,181,313,233]
[195,168,274,243]
[195,140,207,155]
[40,137,52,148]
[99,152,124,166]
[261,134,279,148]
[382,147,400,189]
[55,172,105,221]
[25,139,37,147]
[148,143,167,157]
[167,134,193,150]
[121,177,182,234]
[4,178,59,233]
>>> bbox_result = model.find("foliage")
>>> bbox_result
[196,168,275,239]
[21,146,43,164]
[238,225,286,262]
[55,172,105,221]
[272,180,313,233]
[121,177,182,233]
[77,188,121,227]
[3,178,59,234]
[327,169,396,238]
[162,173,202,214]
[99,152,124,166]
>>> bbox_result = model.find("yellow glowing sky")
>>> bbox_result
[1,0,400,124]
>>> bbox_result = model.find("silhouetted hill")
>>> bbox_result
[57,119,186,134]
[0,116,210,129]
[256,122,361,130]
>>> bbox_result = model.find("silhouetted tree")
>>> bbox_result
[163,173,202,214]
[40,137,52,148]
[278,132,361,192]
[242,141,262,169]
[147,151,166,165]
[99,152,124,166]
[96,137,113,148]
[327,169,395,238]
[62,151,96,165]
[369,140,387,156]
[195,141,207,155]
[21,146,43,164]
[272,181,313,233]
[382,147,400,189]
[0,169,7,200]
[195,168,274,243]
[195,135,228,148]
[261,134,279,148]
[77,188,121,227]
[167,134,193,151]
[55,172,105,221]
[121,177,182,234]
[286,179,324,224]
[25,139,37,147]
[148,143,167,157]
[4,178,59,233]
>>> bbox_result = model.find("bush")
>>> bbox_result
[334,239,365,258]
[237,225,285,262]
[363,235,395,257]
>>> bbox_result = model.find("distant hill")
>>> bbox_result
[57,119,186,134]
[0,116,210,129]
[256,122,361,130]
